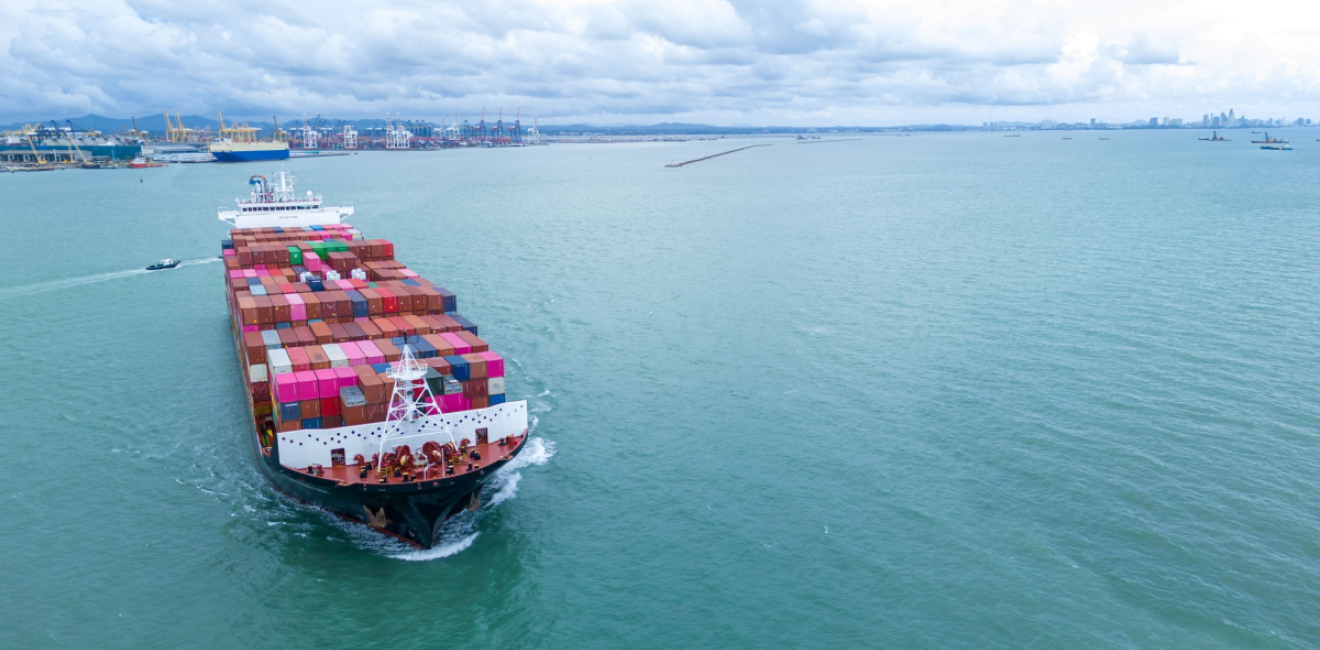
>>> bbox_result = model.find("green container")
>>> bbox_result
[287,247,303,266]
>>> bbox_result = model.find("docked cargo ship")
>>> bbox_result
[220,171,527,548]
[210,140,290,163]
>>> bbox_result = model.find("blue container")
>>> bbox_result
[402,279,420,286]
[250,285,267,296]
[413,338,436,359]
[433,287,458,313]
[308,318,323,323]
[278,401,301,422]
[302,418,321,429]
[310,225,324,231]
[489,394,506,406]
[261,330,281,347]
[245,277,260,286]
[371,362,391,373]
[451,314,478,336]
[399,343,418,359]
[308,279,324,292]
[445,355,470,381]
[346,290,368,317]
[272,227,284,234]
[275,322,291,330]
[221,238,233,250]
[291,265,307,276]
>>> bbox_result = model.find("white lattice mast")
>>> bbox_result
[377,345,456,458]
[300,113,319,149]
[342,124,357,149]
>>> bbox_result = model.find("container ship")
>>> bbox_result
[219,171,528,548]
[210,140,290,163]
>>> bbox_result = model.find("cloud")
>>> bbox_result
[2,0,1320,124]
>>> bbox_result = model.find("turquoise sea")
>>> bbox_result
[2,131,1319,648]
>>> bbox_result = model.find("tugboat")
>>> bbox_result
[1199,131,1230,141]
[1252,132,1288,144]
[146,258,180,271]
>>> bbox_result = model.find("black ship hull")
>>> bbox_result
[252,431,526,548]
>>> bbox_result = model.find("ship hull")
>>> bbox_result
[253,427,525,548]
[213,149,290,163]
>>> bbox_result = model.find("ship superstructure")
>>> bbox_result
[218,171,354,229]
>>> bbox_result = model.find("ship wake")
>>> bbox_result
[0,257,220,298]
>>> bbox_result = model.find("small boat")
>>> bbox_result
[146,259,180,271]
[1062,137,1071,140]
[1004,134,1020,137]
[1099,138,1109,140]
[129,157,167,169]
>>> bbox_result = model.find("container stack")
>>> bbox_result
[225,224,507,434]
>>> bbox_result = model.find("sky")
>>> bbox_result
[3,0,1320,126]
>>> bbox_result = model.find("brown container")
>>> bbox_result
[462,379,488,399]
[318,292,338,319]
[303,292,322,320]
[277,328,298,348]
[306,345,330,370]
[309,321,333,345]
[278,420,301,433]
[253,296,274,325]
[359,288,383,316]
[404,315,431,335]
[342,321,365,340]
[457,331,489,353]
[243,331,266,364]
[375,339,401,362]
[391,285,414,313]
[237,296,258,327]
[471,396,489,410]
[431,314,461,333]
[322,414,342,429]
[416,287,442,313]
[293,326,316,348]
[366,402,388,422]
[424,357,452,376]
[353,366,387,403]
[357,319,383,340]
[461,353,487,379]
[373,317,400,339]
[328,323,351,343]
[423,334,455,358]
[270,294,290,323]
[342,404,367,426]
[238,247,253,266]
[333,291,352,319]
[299,398,321,419]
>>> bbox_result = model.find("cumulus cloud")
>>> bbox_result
[2,0,1319,124]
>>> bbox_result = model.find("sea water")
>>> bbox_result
[2,131,1319,648]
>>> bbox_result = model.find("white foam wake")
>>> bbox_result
[0,257,220,298]
[384,437,555,561]
[391,533,480,561]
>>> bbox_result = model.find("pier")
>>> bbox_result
[665,144,771,167]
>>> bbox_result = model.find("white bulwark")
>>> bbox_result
[218,170,353,229]
[275,401,529,469]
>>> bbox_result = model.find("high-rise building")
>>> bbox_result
[1229,109,1235,126]
[1149,117,1159,127]
[1203,114,1210,127]
[1090,118,1096,128]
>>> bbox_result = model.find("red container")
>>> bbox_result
[287,347,311,372]
[320,396,341,417]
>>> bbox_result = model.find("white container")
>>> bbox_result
[487,377,505,395]
[248,363,268,383]
[267,348,293,375]
[322,343,349,368]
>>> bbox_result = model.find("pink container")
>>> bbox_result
[274,374,299,403]
[241,324,259,333]
[314,368,337,399]
[439,332,472,355]
[400,269,419,278]
[295,371,319,401]
[229,270,243,279]
[223,249,236,257]
[478,352,504,378]
[255,264,267,271]
[304,252,322,272]
[242,269,257,278]
[334,366,358,389]
[339,341,366,366]
[357,340,384,364]
[286,294,306,321]
[287,347,310,370]
[349,279,367,289]
[439,393,470,413]
[335,280,354,291]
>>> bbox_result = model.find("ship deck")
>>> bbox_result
[285,433,525,486]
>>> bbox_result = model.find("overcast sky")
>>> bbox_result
[4,0,1320,126]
